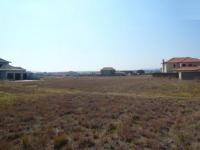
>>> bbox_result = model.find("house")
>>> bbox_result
[100,67,116,76]
[0,58,26,80]
[162,57,200,73]
[161,57,200,80]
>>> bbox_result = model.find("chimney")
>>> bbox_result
[162,59,165,73]
[162,59,165,64]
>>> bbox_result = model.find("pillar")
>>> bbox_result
[13,73,15,80]
[21,73,23,80]
[5,72,7,80]
[179,72,182,80]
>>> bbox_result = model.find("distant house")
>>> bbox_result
[100,67,116,76]
[0,58,26,80]
[66,71,80,77]
[136,70,145,75]
[162,57,200,80]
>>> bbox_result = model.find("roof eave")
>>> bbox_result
[167,61,200,63]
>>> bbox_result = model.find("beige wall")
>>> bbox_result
[163,63,178,73]
[163,62,200,73]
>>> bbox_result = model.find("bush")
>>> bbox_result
[54,134,69,149]
[152,73,178,78]
[79,138,95,149]
[21,135,33,150]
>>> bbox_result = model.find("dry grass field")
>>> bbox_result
[0,76,200,150]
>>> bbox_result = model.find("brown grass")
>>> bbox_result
[0,76,200,149]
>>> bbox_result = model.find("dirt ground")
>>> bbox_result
[0,76,200,150]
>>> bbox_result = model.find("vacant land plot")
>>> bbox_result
[0,76,200,150]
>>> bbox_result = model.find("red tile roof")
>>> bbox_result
[175,66,200,72]
[166,57,200,63]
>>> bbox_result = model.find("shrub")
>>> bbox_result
[21,135,33,150]
[53,134,69,149]
[79,138,95,149]
[107,123,118,133]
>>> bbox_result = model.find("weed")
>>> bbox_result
[53,134,70,149]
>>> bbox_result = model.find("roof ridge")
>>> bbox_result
[182,57,189,62]
[167,57,200,63]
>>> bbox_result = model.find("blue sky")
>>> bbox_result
[0,0,200,71]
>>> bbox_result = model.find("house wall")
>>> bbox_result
[179,72,200,80]
[101,70,116,76]
[179,62,200,67]
[0,71,7,80]
[0,70,26,80]
[163,63,178,73]
[164,62,200,73]
[164,63,174,73]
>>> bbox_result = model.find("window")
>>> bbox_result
[0,64,2,67]
[189,64,192,67]
[182,64,186,67]
[173,64,176,68]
